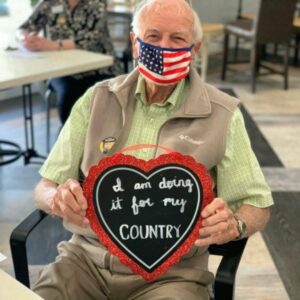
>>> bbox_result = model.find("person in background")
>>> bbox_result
[18,0,123,124]
[32,0,273,299]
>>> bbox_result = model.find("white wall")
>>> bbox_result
[192,0,259,23]
[189,0,260,58]
[0,0,35,101]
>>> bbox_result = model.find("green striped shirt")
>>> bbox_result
[123,76,187,159]
[40,76,273,211]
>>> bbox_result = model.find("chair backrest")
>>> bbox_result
[107,12,132,54]
[107,10,133,72]
[296,0,300,17]
[255,0,297,44]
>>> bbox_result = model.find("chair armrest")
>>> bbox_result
[10,209,48,287]
[209,238,248,300]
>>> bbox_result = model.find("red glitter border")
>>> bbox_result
[83,152,214,281]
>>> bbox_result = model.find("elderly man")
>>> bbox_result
[33,0,273,299]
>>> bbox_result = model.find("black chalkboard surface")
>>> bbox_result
[84,152,214,281]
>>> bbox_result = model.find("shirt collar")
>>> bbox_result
[135,75,187,109]
[108,67,212,117]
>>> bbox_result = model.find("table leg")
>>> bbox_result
[0,85,46,166]
[237,0,243,19]
[22,84,46,165]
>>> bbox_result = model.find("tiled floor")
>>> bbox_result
[208,57,300,300]
[1,54,300,299]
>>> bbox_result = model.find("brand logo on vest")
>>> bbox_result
[179,135,204,145]
[99,137,116,154]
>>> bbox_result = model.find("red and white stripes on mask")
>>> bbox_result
[137,37,193,86]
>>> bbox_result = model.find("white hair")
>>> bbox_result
[131,0,203,42]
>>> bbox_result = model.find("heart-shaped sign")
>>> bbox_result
[84,152,214,281]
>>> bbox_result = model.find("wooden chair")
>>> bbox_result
[222,0,297,93]
[10,209,247,300]
[293,17,300,65]
[107,11,133,74]
[194,23,224,81]
[237,0,300,66]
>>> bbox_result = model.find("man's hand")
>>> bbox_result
[51,179,89,228]
[194,198,239,247]
[22,33,58,51]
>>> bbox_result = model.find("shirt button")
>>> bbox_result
[149,118,154,123]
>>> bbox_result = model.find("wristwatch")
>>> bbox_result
[234,214,247,240]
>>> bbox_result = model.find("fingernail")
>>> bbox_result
[194,240,201,247]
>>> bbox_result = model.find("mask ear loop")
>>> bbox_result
[118,144,174,155]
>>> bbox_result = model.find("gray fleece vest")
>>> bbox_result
[65,68,240,274]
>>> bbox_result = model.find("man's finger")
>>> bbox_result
[200,221,229,237]
[195,231,229,247]
[194,236,214,247]
[59,187,82,213]
[66,179,87,210]
[202,209,231,226]
[202,198,226,218]
[57,201,89,227]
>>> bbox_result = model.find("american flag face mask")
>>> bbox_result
[137,37,193,86]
